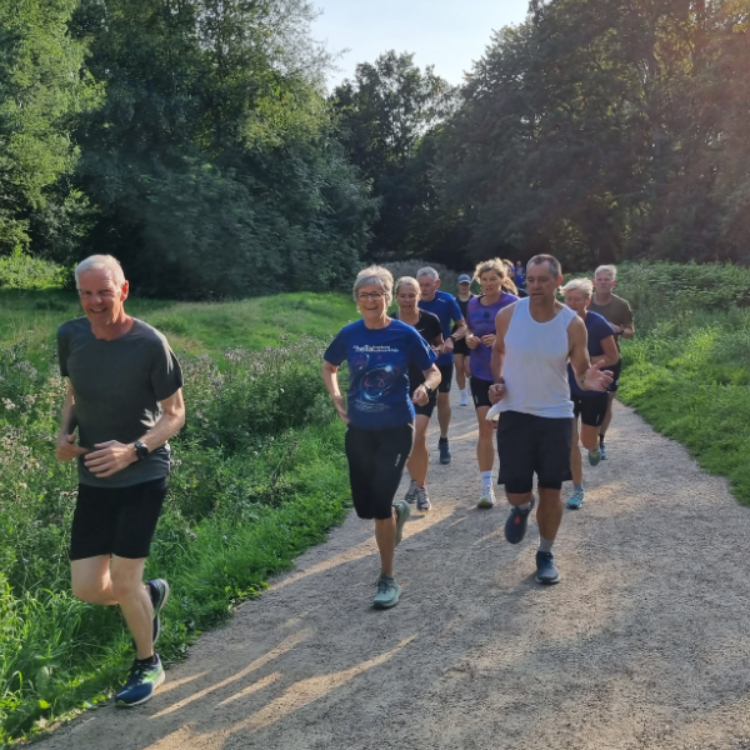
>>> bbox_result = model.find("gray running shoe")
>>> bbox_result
[147,579,170,646]
[394,500,410,546]
[535,551,560,585]
[588,447,602,466]
[566,489,585,510]
[373,574,401,609]
[404,478,418,504]
[415,486,431,511]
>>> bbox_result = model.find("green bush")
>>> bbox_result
[0,252,70,291]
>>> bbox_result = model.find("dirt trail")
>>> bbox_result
[44,394,750,750]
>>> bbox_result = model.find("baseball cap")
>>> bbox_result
[458,274,472,284]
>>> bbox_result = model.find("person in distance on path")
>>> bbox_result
[465,259,518,509]
[322,266,441,609]
[56,255,185,706]
[392,276,445,512]
[452,274,475,407]
[417,267,467,466]
[587,264,634,460]
[561,278,620,510]
[489,255,612,584]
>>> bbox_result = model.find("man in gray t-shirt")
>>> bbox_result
[56,254,185,708]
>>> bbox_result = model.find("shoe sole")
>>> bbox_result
[373,596,400,609]
[535,573,561,585]
[116,670,166,708]
[152,580,170,646]
[565,501,583,510]
[394,502,410,546]
[417,503,431,512]
[477,498,496,509]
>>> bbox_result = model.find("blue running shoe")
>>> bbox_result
[115,656,165,707]
[504,497,535,544]
[566,489,585,510]
[588,448,602,467]
[373,574,401,609]
[438,440,451,465]
[599,441,608,460]
[147,579,170,646]
[535,551,560,585]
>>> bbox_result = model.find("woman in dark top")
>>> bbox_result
[453,274,475,406]
[392,276,444,513]
[322,266,441,610]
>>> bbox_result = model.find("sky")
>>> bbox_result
[312,0,531,90]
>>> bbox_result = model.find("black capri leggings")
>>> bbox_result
[344,423,415,520]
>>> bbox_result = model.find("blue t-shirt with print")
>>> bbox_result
[418,291,464,366]
[568,311,616,396]
[324,319,436,430]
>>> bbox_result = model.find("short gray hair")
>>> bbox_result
[416,266,440,281]
[353,265,394,305]
[595,264,617,279]
[75,255,126,288]
[528,254,562,278]
[395,276,420,295]
[561,278,594,298]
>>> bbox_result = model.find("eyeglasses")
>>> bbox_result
[357,292,386,301]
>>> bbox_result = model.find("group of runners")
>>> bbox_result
[323,257,633,609]
[53,252,632,709]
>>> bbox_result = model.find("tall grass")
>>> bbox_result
[614,262,750,504]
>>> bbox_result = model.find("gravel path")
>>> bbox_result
[43,394,750,750]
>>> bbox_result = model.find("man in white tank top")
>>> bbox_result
[488,255,612,585]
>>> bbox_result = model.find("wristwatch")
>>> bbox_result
[133,440,149,461]
[423,384,435,397]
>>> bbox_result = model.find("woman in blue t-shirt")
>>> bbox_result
[562,278,620,510]
[322,266,441,610]
[466,258,518,509]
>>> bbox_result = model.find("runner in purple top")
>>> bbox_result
[465,258,518,508]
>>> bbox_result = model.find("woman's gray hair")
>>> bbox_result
[75,255,126,288]
[394,276,420,295]
[353,265,394,305]
[561,278,594,298]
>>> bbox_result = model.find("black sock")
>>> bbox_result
[439,436,448,444]
[136,654,158,667]
[599,435,605,444]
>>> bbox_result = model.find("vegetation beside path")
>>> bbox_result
[616,262,750,505]
[0,290,355,743]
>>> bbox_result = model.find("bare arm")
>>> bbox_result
[82,389,186,478]
[445,318,467,351]
[488,306,513,403]
[322,360,349,424]
[569,317,613,392]
[412,364,442,405]
[590,334,620,368]
[56,381,88,461]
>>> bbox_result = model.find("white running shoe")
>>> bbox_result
[459,390,469,406]
[485,402,503,421]
[477,485,496,509]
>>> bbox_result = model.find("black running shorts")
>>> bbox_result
[437,363,454,393]
[70,477,168,560]
[572,392,609,427]
[470,376,493,409]
[496,411,572,494]
[608,360,622,393]
[344,423,414,520]
[452,337,469,357]
[411,382,437,418]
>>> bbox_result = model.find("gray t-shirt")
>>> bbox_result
[57,317,184,488]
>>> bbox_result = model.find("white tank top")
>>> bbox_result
[499,298,576,419]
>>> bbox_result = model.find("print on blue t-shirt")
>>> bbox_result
[418,291,464,366]
[324,319,436,430]
[568,311,618,396]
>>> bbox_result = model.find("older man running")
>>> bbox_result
[489,255,612,585]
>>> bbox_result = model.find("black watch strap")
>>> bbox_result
[134,440,149,461]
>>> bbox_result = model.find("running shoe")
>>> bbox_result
[566,489,585,510]
[535,551,560,585]
[404,478,418,505]
[373,574,401,609]
[504,497,536,544]
[599,441,608,460]
[477,485,496,509]
[588,448,602,467]
[415,486,431,512]
[438,440,451,465]
[147,578,170,646]
[394,500,410,546]
[115,656,165,707]
[459,390,469,406]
